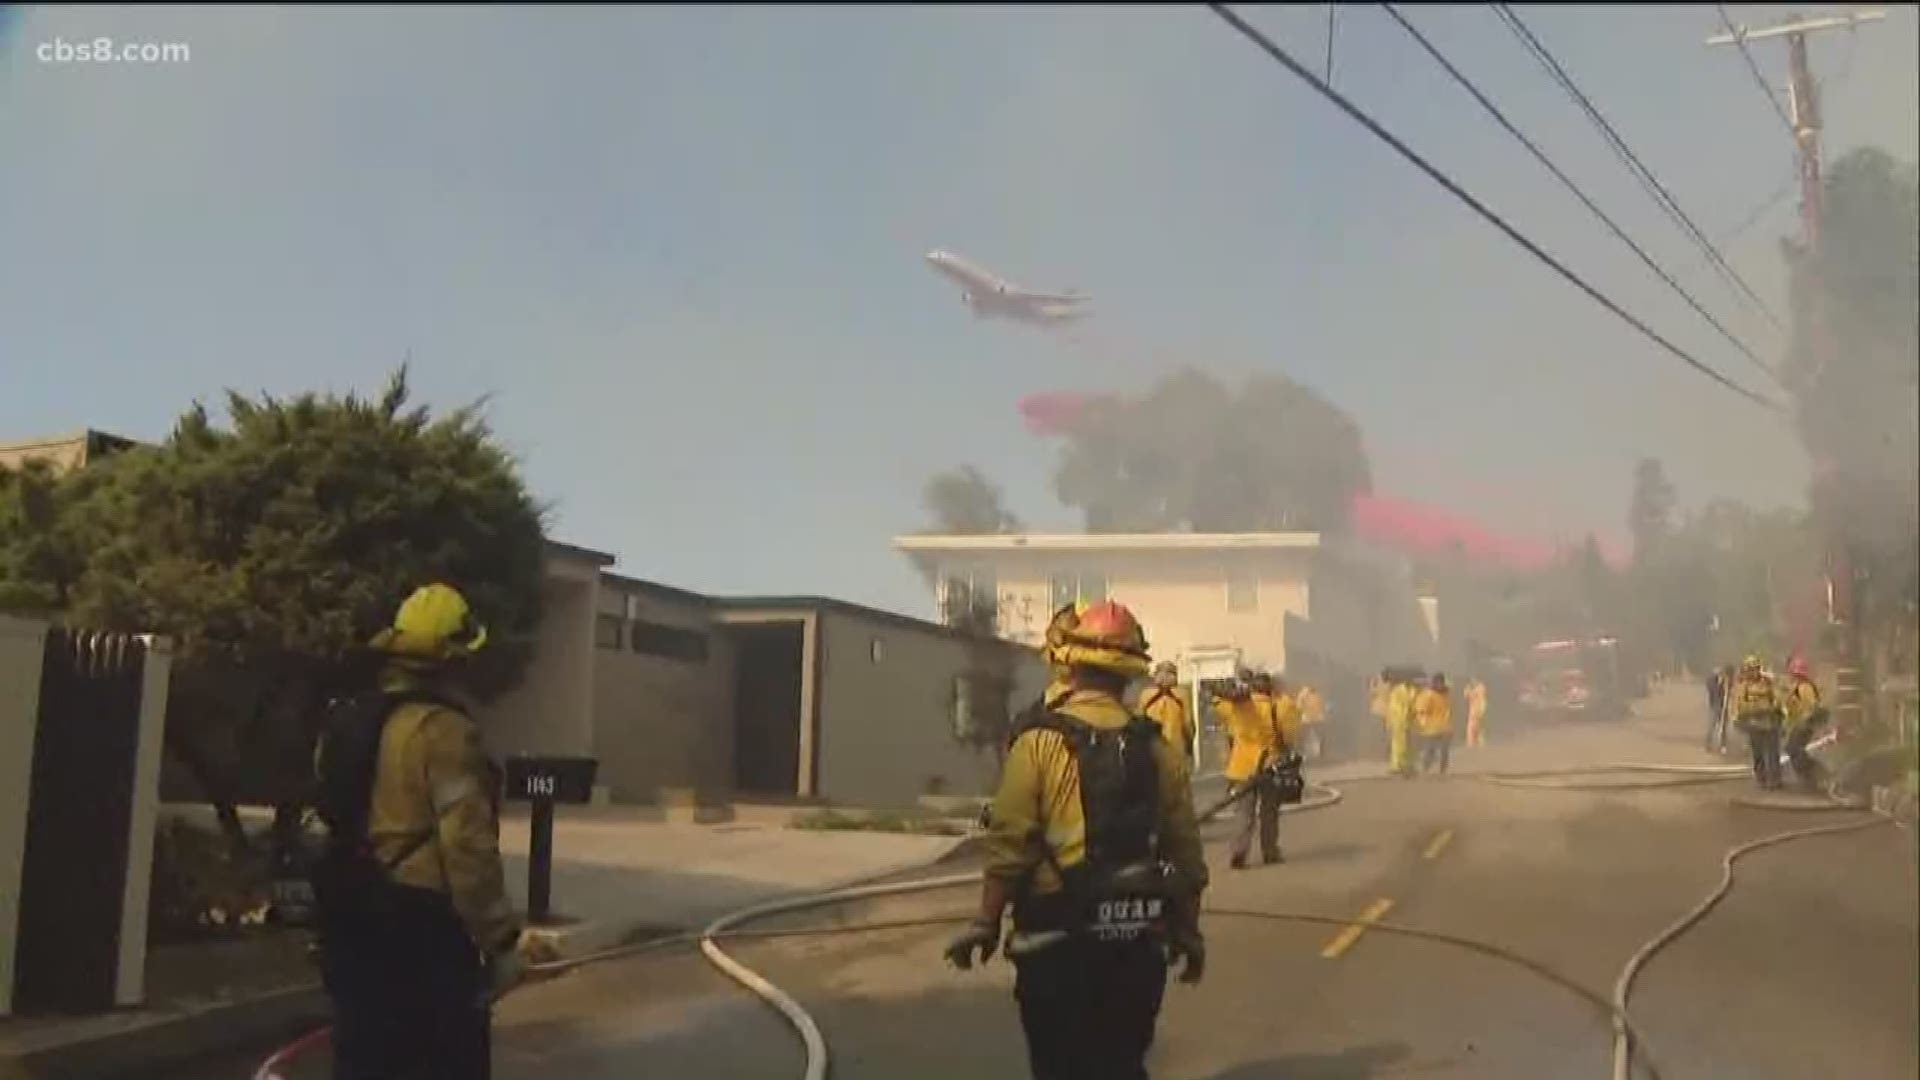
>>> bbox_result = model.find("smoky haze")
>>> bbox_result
[1,5,1915,615]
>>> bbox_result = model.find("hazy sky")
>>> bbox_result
[4,4,1916,616]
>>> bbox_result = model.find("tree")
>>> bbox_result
[944,587,1018,765]
[1785,147,1919,681]
[0,368,549,856]
[1627,458,1676,565]
[921,466,1023,535]
[0,460,82,614]
[1052,368,1372,533]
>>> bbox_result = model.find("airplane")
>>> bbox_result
[924,249,1090,325]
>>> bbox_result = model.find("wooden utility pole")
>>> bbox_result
[1707,8,1885,732]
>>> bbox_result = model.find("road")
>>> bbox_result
[205,683,1916,1080]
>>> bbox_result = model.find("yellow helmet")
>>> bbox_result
[371,583,488,661]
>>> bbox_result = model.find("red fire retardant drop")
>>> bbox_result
[1015,396,1622,571]
[1018,392,1106,436]
[1351,493,1566,571]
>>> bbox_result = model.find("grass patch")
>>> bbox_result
[789,808,969,836]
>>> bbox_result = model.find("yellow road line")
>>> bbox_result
[1320,897,1394,960]
[1423,828,1455,861]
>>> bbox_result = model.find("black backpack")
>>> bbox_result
[1016,711,1170,940]
[277,687,455,929]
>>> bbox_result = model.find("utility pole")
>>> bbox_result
[1707,8,1885,734]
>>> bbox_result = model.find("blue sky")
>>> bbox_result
[3,5,1915,616]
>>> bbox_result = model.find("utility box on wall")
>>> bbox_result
[7,628,172,1016]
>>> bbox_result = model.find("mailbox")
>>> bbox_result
[503,756,598,805]
[501,756,597,925]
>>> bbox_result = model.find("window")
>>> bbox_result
[951,674,974,741]
[870,638,885,663]
[594,613,624,650]
[1050,571,1108,610]
[630,619,709,663]
[940,569,997,627]
[1080,572,1108,604]
[1226,572,1259,614]
[1050,574,1078,612]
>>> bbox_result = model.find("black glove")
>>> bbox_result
[944,917,1001,971]
[1166,925,1206,984]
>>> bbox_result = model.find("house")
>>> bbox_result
[0,429,140,475]
[603,576,1048,807]
[893,531,1439,764]
[504,551,1045,809]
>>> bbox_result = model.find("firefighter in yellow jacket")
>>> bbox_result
[1413,673,1454,775]
[946,601,1207,1080]
[1224,670,1297,868]
[1780,654,1828,791]
[1294,684,1326,761]
[1139,661,1192,765]
[1385,669,1419,778]
[317,584,547,1080]
[1730,654,1785,790]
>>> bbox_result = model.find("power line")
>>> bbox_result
[1493,4,1787,332]
[1381,3,1781,386]
[1203,3,1783,412]
[1715,4,1796,135]
[1715,174,1797,246]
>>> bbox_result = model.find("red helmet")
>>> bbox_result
[1069,600,1148,656]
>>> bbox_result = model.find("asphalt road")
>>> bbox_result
[202,688,1917,1080]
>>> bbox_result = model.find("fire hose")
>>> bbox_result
[254,762,1894,1080]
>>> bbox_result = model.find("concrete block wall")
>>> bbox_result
[0,616,48,1017]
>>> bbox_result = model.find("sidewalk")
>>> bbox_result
[0,813,972,1079]
[499,808,977,955]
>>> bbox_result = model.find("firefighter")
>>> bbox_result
[1414,673,1454,775]
[1781,653,1828,791]
[945,600,1208,1080]
[1385,668,1419,779]
[1224,670,1294,868]
[1369,673,1393,762]
[1294,683,1326,761]
[1730,654,1785,790]
[1464,676,1488,749]
[1139,660,1193,766]
[1705,664,1732,753]
[315,584,545,1080]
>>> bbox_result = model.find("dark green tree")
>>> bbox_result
[0,368,549,855]
[1785,147,1919,680]
[1052,368,1372,534]
[1627,457,1676,565]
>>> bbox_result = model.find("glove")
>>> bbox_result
[1166,925,1206,985]
[486,932,562,1002]
[944,917,1001,971]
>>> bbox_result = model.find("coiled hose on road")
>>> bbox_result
[253,762,1894,1080]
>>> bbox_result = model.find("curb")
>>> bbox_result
[35,833,990,1080]
[3,984,329,1080]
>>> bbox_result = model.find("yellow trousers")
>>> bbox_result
[1388,719,1411,773]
